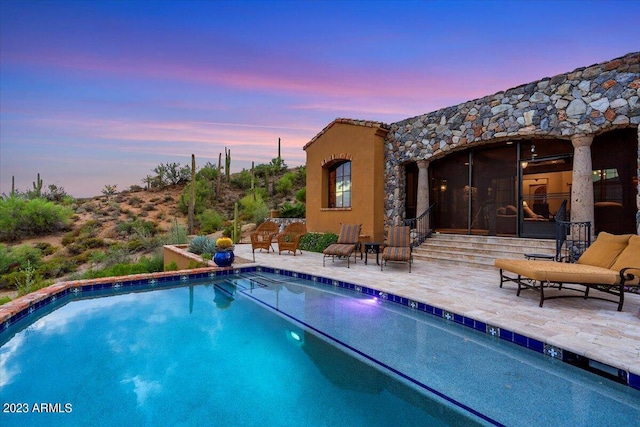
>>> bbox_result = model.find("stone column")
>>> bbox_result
[416,160,430,216]
[571,135,595,237]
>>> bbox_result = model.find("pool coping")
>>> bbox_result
[1,264,639,392]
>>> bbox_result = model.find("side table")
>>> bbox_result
[364,242,381,265]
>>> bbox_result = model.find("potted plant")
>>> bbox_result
[213,237,235,267]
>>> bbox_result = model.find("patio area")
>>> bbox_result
[233,243,640,383]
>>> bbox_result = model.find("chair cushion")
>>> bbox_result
[337,224,360,244]
[494,259,618,285]
[609,235,640,285]
[382,247,411,261]
[577,232,631,268]
[386,226,410,247]
[323,244,355,257]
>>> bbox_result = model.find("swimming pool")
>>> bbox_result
[1,268,639,426]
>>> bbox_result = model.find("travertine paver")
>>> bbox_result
[234,243,640,377]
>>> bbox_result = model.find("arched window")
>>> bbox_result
[328,161,351,208]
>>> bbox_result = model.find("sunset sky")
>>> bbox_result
[1,0,638,198]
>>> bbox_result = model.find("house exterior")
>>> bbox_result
[304,119,388,243]
[305,52,640,241]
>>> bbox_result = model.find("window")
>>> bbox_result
[328,161,351,208]
[592,168,622,203]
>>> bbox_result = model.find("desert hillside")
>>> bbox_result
[2,166,306,301]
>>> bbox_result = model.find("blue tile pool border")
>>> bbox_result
[1,264,638,391]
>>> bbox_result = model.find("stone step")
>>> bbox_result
[413,234,556,268]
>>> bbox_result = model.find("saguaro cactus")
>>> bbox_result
[225,147,231,182]
[188,154,196,235]
[251,161,255,200]
[216,152,222,200]
[277,137,282,172]
[33,173,43,197]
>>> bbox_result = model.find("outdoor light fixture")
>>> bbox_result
[521,161,529,169]
[290,331,301,341]
[440,180,447,191]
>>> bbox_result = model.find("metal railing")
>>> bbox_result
[404,204,434,247]
[556,220,591,262]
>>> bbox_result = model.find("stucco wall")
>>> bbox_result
[304,120,387,242]
[384,52,640,227]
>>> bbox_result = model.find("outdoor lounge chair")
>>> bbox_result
[381,225,412,272]
[323,224,361,268]
[249,221,279,261]
[495,232,640,311]
[277,222,307,256]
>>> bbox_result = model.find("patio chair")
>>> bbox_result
[323,224,362,268]
[250,221,279,261]
[277,222,307,256]
[381,226,412,272]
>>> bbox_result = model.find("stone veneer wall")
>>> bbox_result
[384,52,640,230]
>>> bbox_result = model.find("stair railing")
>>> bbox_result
[404,204,434,247]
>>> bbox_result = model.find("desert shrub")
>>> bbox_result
[231,169,252,190]
[101,245,132,267]
[80,220,102,235]
[81,254,164,279]
[34,242,57,256]
[178,179,216,215]
[0,197,73,241]
[188,235,216,255]
[37,257,77,279]
[61,233,76,246]
[65,243,84,256]
[299,233,338,253]
[116,218,158,236]
[7,245,42,270]
[165,261,179,271]
[253,202,270,225]
[127,239,145,252]
[296,166,306,184]
[275,173,295,195]
[129,185,144,192]
[143,203,156,211]
[280,202,305,218]
[128,196,143,207]
[239,194,269,224]
[197,209,224,234]
[44,184,70,203]
[10,260,52,296]
[196,162,218,181]
[295,187,306,203]
[82,237,107,249]
[0,245,12,274]
[160,221,189,245]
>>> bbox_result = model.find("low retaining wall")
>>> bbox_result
[163,245,213,270]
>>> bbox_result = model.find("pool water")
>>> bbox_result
[1,272,639,426]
